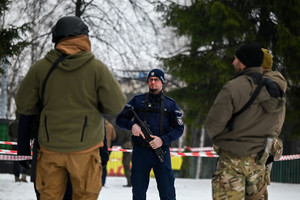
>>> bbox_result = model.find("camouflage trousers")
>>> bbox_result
[212,153,268,200]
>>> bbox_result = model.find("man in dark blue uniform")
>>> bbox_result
[116,68,184,200]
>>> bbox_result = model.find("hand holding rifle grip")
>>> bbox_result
[130,107,165,162]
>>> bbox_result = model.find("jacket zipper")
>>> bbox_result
[81,116,88,142]
[44,115,50,142]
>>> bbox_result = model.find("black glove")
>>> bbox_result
[17,114,35,155]
[100,146,109,167]
[17,114,35,170]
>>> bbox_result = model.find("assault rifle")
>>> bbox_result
[131,107,165,163]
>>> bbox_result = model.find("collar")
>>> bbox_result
[148,90,163,100]
[235,67,262,78]
[55,35,91,55]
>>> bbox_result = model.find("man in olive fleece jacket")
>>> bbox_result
[15,16,126,200]
[205,43,285,200]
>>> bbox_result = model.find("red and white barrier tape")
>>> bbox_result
[278,154,300,161]
[108,146,187,152]
[171,151,217,157]
[0,155,32,161]
[0,149,17,154]
[185,146,214,152]
[0,141,17,145]
[1,141,299,161]
[110,145,212,152]
[169,147,186,152]
[0,141,212,152]
[1,147,299,161]
[109,148,132,152]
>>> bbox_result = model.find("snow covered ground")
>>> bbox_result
[0,173,299,200]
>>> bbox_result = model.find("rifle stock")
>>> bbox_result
[131,107,165,162]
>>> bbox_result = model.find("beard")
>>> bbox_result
[149,88,157,94]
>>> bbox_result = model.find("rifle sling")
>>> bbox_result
[227,74,265,132]
[31,54,65,182]
[40,55,65,110]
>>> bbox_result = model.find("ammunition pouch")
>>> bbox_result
[256,150,270,165]
[256,138,274,165]
[271,137,283,161]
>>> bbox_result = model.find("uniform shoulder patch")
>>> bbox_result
[175,110,183,116]
[175,110,184,125]
[177,116,184,125]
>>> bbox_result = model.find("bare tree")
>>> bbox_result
[3,0,173,117]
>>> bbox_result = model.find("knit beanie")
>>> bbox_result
[147,69,165,84]
[261,48,273,70]
[235,43,264,67]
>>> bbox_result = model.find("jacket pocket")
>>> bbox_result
[85,150,102,193]
[81,116,88,142]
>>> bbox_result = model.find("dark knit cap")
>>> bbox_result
[235,43,264,67]
[147,69,165,84]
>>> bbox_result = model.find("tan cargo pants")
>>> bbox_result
[36,148,102,200]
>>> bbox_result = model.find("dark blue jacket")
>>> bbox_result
[116,92,184,146]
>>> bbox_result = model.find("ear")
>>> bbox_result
[241,62,247,70]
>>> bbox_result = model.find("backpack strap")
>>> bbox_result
[33,54,65,138]
[226,74,265,132]
[39,54,65,110]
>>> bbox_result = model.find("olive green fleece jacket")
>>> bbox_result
[205,67,285,157]
[16,49,126,152]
